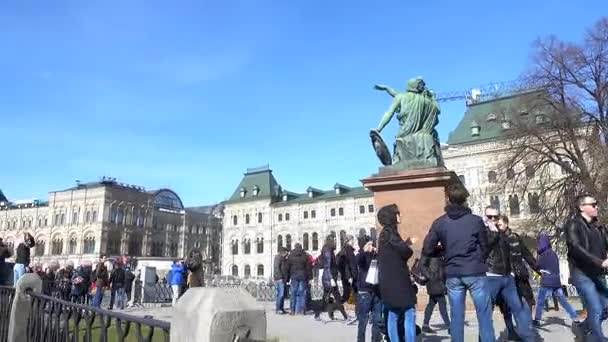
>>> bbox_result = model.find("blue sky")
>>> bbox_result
[1,1,606,206]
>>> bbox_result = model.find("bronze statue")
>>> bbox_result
[371,77,444,171]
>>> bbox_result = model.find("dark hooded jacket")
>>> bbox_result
[422,203,489,278]
[377,204,417,310]
[286,245,312,282]
[321,243,339,289]
[421,246,447,296]
[537,234,562,288]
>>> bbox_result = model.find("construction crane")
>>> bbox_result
[434,78,541,106]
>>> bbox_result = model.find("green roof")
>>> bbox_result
[273,186,371,207]
[225,166,280,203]
[446,92,535,145]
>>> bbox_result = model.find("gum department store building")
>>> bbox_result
[0,178,221,271]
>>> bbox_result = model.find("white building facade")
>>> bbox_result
[221,166,376,279]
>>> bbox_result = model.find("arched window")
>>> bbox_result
[506,168,515,180]
[68,236,77,255]
[312,232,319,251]
[128,232,143,256]
[83,235,96,254]
[244,239,251,254]
[245,214,250,224]
[132,208,139,225]
[110,206,117,223]
[525,165,535,179]
[51,238,63,255]
[257,212,263,224]
[138,211,145,227]
[86,211,91,223]
[116,208,124,225]
[285,234,292,251]
[330,208,336,217]
[35,240,46,257]
[303,233,309,250]
[509,195,521,216]
[257,237,264,254]
[232,239,239,255]
[72,211,79,224]
[257,265,264,277]
[528,193,540,214]
[233,215,238,226]
[60,213,65,225]
[244,265,251,278]
[92,210,98,223]
[232,265,238,277]
[277,235,283,252]
[107,231,122,255]
[488,171,498,183]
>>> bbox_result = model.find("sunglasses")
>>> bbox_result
[486,215,499,220]
[583,202,598,208]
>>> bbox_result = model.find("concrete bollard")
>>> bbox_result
[170,287,266,342]
[7,273,42,342]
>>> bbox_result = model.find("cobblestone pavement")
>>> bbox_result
[119,300,596,341]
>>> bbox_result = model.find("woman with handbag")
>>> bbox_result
[356,235,381,342]
[377,204,418,342]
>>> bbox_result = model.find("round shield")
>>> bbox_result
[370,129,392,166]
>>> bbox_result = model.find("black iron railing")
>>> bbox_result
[0,285,16,342]
[26,290,170,342]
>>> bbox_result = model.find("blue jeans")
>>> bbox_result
[487,276,533,341]
[446,276,495,342]
[13,263,26,285]
[387,308,416,342]
[572,270,608,341]
[356,292,382,342]
[275,281,286,312]
[290,279,306,314]
[534,287,578,321]
[93,286,104,308]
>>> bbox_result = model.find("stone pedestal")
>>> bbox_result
[361,167,462,257]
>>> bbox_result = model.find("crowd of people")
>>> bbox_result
[271,185,608,342]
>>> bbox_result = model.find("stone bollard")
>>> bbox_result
[170,287,266,342]
[7,273,42,342]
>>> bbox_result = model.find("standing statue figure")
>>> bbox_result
[371,77,444,171]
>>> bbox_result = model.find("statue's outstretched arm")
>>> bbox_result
[376,97,400,132]
[374,84,398,98]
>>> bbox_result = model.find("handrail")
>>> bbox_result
[24,289,170,330]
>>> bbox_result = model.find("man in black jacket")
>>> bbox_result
[484,207,534,342]
[108,261,126,310]
[422,184,494,342]
[273,247,288,314]
[566,194,608,341]
[14,233,35,285]
[337,234,358,303]
[286,243,312,315]
[356,235,381,342]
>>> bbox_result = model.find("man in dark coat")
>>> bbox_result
[422,184,495,342]
[124,267,135,303]
[285,243,312,315]
[377,204,417,342]
[108,262,126,310]
[337,234,358,303]
[356,235,382,342]
[273,247,288,314]
[533,233,579,324]
[421,244,450,334]
[14,233,35,284]
[565,194,608,340]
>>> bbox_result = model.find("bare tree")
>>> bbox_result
[497,18,608,242]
